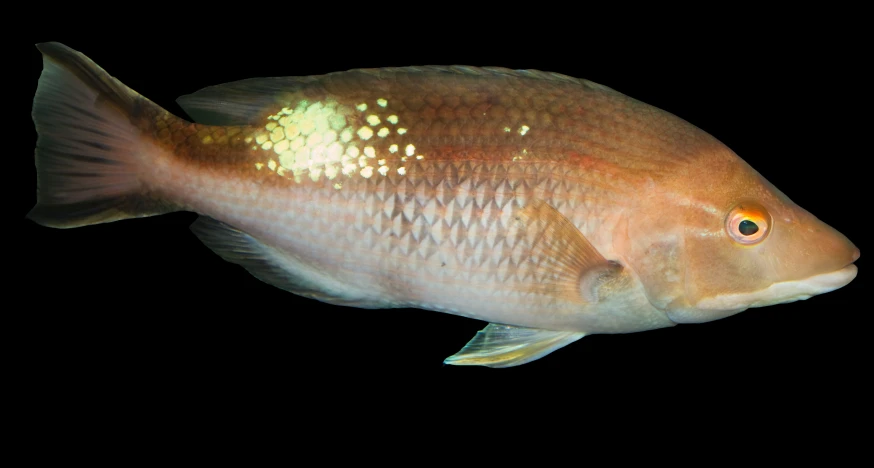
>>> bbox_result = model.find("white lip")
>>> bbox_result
[696,264,858,310]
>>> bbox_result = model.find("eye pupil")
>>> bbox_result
[739,220,759,236]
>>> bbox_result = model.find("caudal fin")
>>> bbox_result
[29,42,176,228]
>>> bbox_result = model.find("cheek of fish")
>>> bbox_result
[28,42,859,368]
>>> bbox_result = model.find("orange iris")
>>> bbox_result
[725,201,772,245]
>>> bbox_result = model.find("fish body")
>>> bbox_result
[29,43,859,367]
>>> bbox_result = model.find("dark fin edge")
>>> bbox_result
[29,42,175,228]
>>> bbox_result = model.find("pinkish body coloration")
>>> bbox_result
[29,43,859,367]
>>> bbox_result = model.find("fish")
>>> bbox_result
[28,42,859,368]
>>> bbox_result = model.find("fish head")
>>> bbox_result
[665,148,859,323]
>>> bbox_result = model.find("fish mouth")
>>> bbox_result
[694,263,858,311]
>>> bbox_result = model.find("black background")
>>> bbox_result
[14,11,867,410]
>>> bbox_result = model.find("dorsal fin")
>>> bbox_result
[350,65,614,90]
[176,66,618,126]
[176,76,318,125]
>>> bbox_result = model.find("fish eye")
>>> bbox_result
[738,220,759,235]
[726,201,771,245]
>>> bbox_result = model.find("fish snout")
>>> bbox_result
[830,231,859,271]
[800,215,859,275]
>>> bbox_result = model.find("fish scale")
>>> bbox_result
[29,43,859,367]
[92,71,675,323]
[143,77,666,329]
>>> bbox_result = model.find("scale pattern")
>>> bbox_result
[147,68,716,327]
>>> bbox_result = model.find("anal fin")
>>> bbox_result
[444,323,585,368]
[190,216,379,307]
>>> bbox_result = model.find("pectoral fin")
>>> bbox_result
[509,199,630,304]
[443,200,638,367]
[444,323,585,368]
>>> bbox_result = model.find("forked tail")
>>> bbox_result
[29,42,177,228]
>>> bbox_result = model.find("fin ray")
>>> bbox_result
[510,199,627,303]
[190,216,311,293]
[444,323,585,368]
[29,42,176,228]
[176,77,317,125]
[190,217,387,307]
[176,66,617,126]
